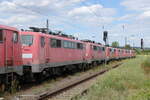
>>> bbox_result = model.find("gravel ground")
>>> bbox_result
[48,72,101,100]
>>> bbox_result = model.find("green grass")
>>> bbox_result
[135,48,150,55]
[73,56,150,100]
[142,56,150,75]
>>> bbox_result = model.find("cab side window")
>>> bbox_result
[110,49,112,52]
[102,47,105,51]
[13,32,18,43]
[41,37,45,47]
[0,30,3,43]
[63,41,68,48]
[93,46,97,51]
[77,43,83,49]
[51,38,61,48]
[63,41,76,49]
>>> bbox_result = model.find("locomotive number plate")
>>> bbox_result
[22,54,32,58]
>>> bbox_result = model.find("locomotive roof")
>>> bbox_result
[21,31,105,47]
[0,25,18,31]
[85,41,105,47]
[21,31,84,43]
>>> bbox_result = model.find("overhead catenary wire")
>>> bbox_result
[13,2,86,31]
[80,1,106,43]
[80,1,105,29]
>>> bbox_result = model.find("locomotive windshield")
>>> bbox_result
[21,35,33,46]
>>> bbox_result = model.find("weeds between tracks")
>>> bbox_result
[73,56,150,100]
[141,56,150,75]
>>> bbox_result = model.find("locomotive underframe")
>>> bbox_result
[0,66,23,75]
[29,59,105,73]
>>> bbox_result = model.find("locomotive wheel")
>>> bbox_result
[34,73,44,83]
[10,76,20,93]
[83,64,87,71]
[87,64,90,69]
[93,62,97,67]
[0,83,5,92]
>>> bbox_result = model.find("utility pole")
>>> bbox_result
[141,38,144,50]
[131,35,135,49]
[102,25,105,30]
[125,37,127,46]
[92,35,95,41]
[133,42,135,49]
[122,25,127,46]
[46,19,49,34]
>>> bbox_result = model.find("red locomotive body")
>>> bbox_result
[126,50,130,58]
[105,47,115,61]
[0,25,23,74]
[131,50,136,57]
[21,31,86,73]
[112,48,116,59]
[84,42,105,64]
[114,48,119,59]
[118,49,123,59]
[0,25,23,90]
[123,49,127,58]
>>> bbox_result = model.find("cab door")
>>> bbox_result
[13,31,22,66]
[45,37,50,63]
[40,36,46,64]
[0,30,4,67]
[4,30,14,67]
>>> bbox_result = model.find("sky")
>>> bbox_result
[0,0,150,47]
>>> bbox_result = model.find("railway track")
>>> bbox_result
[34,63,123,100]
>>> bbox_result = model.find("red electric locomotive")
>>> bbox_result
[20,28,87,79]
[83,40,105,64]
[114,48,119,60]
[131,50,136,58]
[20,28,107,80]
[118,49,123,59]
[0,25,23,91]
[123,49,127,58]
[105,47,115,61]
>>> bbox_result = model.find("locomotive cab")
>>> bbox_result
[20,32,39,75]
[0,25,22,74]
[21,34,34,65]
[0,25,23,91]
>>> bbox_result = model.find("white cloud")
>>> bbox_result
[117,14,137,21]
[120,0,150,21]
[120,0,150,20]
[143,11,150,17]
[121,0,150,11]
[68,4,103,16]
[138,11,150,19]
[68,4,116,17]
[0,0,116,31]
[0,0,77,25]
[0,14,38,25]
[0,0,86,16]
[67,4,116,27]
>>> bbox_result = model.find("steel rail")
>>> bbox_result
[36,63,123,100]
